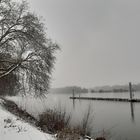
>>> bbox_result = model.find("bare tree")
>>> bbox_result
[0,0,59,96]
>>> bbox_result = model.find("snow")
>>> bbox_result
[0,99,56,140]
[0,98,5,104]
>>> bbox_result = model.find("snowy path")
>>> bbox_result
[0,99,55,140]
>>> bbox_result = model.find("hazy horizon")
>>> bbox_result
[50,82,140,89]
[27,0,140,88]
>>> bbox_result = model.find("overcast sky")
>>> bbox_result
[27,0,140,88]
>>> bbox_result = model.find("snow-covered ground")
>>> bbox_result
[0,99,56,140]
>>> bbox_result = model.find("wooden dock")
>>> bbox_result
[70,97,140,102]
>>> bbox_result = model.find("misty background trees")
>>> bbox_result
[0,0,59,96]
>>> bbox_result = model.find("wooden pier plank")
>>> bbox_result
[70,97,140,102]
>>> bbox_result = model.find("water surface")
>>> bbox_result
[9,92,140,140]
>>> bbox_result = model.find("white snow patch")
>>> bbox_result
[0,105,56,140]
[0,98,5,105]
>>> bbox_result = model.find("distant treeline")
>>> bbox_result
[90,83,140,93]
[50,83,140,94]
[90,89,132,93]
[50,86,88,94]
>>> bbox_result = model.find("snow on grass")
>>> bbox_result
[0,98,5,104]
[0,103,56,140]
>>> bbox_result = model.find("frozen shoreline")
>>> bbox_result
[0,98,55,140]
[0,97,96,140]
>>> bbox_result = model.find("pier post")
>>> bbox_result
[129,82,133,101]
[72,89,75,108]
[73,89,75,98]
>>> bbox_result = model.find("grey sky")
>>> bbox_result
[27,0,140,88]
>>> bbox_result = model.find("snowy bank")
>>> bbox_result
[1,97,97,140]
[0,99,55,140]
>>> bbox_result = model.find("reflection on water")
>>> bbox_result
[72,98,75,109]
[130,102,135,122]
[72,93,136,124]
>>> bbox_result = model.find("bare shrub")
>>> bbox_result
[95,137,106,140]
[57,127,83,140]
[77,104,94,137]
[38,105,94,139]
[38,108,71,133]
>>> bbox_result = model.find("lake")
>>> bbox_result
[8,92,140,140]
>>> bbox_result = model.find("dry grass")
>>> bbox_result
[38,108,71,133]
[38,105,94,140]
[79,104,94,137]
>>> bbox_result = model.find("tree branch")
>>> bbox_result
[0,60,17,64]
[0,63,20,79]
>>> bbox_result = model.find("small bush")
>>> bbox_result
[38,108,85,139]
[95,137,106,140]
[38,108,71,133]
[79,105,94,137]
[57,127,83,140]
[38,105,94,139]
